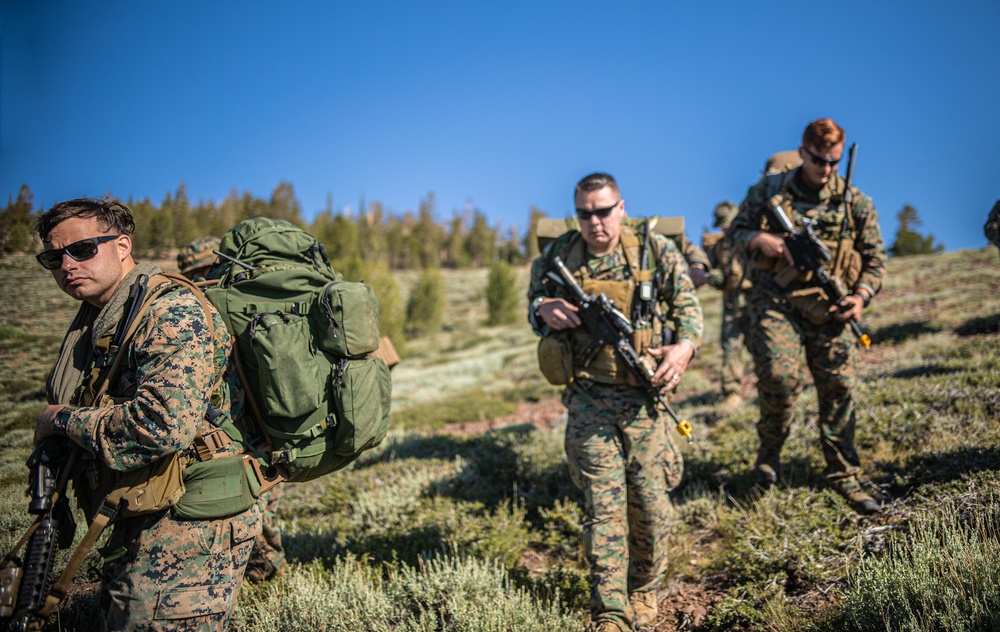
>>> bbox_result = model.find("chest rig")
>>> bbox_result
[556,225,661,385]
[755,169,862,292]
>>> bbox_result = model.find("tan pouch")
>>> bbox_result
[787,286,835,325]
[537,334,574,386]
[625,328,656,388]
[116,452,187,519]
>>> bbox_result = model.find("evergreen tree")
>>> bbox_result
[465,209,496,266]
[269,181,302,225]
[405,267,444,337]
[485,261,520,325]
[1,185,36,254]
[524,206,547,261]
[889,204,944,257]
[445,213,469,268]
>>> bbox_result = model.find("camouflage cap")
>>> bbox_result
[713,201,738,228]
[177,236,221,275]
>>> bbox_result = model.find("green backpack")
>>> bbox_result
[205,218,391,482]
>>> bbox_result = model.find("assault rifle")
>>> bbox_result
[1,438,78,630]
[546,257,693,441]
[762,143,871,348]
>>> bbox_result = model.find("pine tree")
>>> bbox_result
[889,204,944,257]
[524,206,547,261]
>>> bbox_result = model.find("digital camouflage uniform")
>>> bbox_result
[985,199,1000,250]
[179,236,287,584]
[177,236,222,282]
[705,204,749,400]
[52,266,261,630]
[729,167,886,489]
[528,227,702,632]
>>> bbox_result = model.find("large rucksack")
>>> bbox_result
[205,218,392,482]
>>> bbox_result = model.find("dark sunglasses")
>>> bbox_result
[802,146,840,167]
[36,235,119,270]
[576,200,620,221]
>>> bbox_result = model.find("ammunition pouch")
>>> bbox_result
[537,333,574,386]
[787,286,836,325]
[173,455,259,520]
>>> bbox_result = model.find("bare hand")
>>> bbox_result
[835,294,864,323]
[749,232,795,266]
[647,343,695,391]
[35,405,64,446]
[537,298,582,331]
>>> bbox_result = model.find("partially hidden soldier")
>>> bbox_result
[176,236,222,282]
[985,199,1000,252]
[682,238,711,289]
[703,201,750,412]
[728,119,886,515]
[178,237,286,585]
[33,199,262,630]
[528,173,703,632]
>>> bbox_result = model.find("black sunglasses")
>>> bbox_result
[36,235,119,270]
[802,146,840,167]
[576,200,620,221]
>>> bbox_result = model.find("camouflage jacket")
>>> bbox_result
[527,231,703,349]
[705,232,749,296]
[728,167,886,299]
[54,287,238,472]
[683,239,711,271]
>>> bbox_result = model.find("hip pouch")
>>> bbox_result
[537,333,574,386]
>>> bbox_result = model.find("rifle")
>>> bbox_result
[761,143,871,348]
[546,256,693,441]
[1,438,78,630]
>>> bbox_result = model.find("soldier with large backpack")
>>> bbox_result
[28,199,261,630]
[728,118,886,515]
[528,173,702,632]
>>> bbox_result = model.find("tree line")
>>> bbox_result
[1,182,549,269]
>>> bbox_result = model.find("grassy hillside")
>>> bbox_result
[1,247,999,631]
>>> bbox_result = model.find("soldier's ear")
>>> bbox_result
[115,234,133,261]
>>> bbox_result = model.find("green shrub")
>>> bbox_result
[842,505,1000,632]
[405,268,444,338]
[485,261,520,326]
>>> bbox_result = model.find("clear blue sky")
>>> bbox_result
[3,1,998,251]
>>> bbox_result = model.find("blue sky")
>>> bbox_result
[3,1,998,251]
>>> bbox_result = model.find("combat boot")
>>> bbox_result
[754,446,780,487]
[631,591,658,629]
[831,478,879,515]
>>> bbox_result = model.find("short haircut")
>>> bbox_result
[33,198,136,242]
[802,118,845,152]
[575,172,620,198]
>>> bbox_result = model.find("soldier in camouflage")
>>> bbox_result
[985,199,1000,251]
[178,237,288,585]
[528,173,703,632]
[704,201,749,412]
[176,236,222,281]
[728,119,886,516]
[34,199,261,630]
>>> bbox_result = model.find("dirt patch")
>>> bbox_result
[437,397,567,436]
[653,578,725,631]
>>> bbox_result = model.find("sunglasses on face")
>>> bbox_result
[576,200,620,221]
[36,235,119,270]
[802,146,840,167]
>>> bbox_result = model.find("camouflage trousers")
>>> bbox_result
[719,291,749,397]
[562,379,678,630]
[744,289,861,481]
[244,485,286,584]
[100,503,262,631]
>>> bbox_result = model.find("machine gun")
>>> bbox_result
[547,256,693,441]
[1,438,78,630]
[762,143,871,348]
